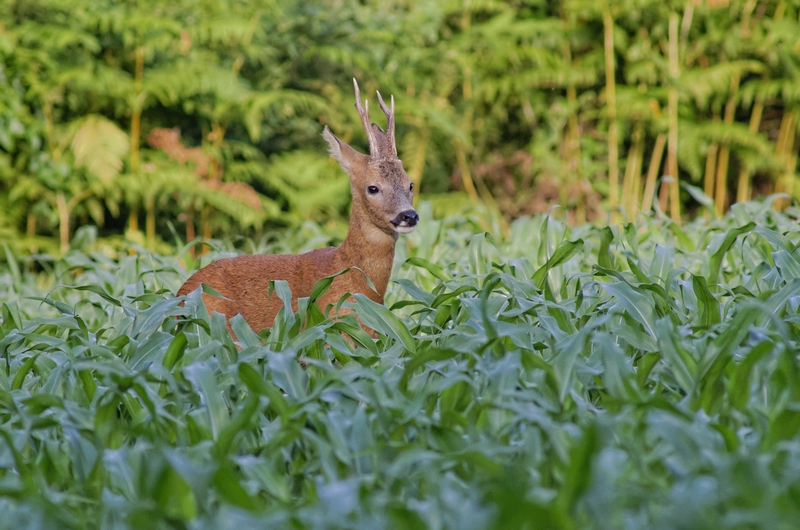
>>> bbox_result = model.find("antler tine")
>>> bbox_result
[353,78,380,159]
[376,91,397,158]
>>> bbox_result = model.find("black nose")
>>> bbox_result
[399,209,419,226]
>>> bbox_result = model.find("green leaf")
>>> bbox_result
[597,226,614,269]
[691,275,721,328]
[557,420,599,516]
[184,363,229,440]
[215,396,260,457]
[601,281,657,338]
[155,464,198,521]
[708,222,756,286]
[654,317,696,393]
[212,463,261,512]
[649,244,674,286]
[402,347,460,382]
[728,341,773,411]
[12,354,38,391]
[533,239,583,287]
[351,294,416,354]
[163,332,188,370]
[406,257,453,281]
[70,115,130,183]
[696,308,761,412]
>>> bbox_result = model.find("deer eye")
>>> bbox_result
[367,185,380,195]
[409,182,414,191]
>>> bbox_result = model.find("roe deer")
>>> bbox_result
[177,79,419,335]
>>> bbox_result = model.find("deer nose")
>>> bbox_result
[396,209,419,226]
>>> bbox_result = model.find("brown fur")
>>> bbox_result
[177,80,417,335]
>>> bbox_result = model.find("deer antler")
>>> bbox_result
[376,91,397,159]
[353,78,380,159]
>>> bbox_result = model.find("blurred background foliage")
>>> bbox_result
[1,0,799,256]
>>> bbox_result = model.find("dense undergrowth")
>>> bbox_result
[1,200,800,529]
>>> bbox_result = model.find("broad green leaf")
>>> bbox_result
[696,308,761,412]
[728,340,773,411]
[163,332,188,370]
[654,317,696,393]
[71,287,119,319]
[12,354,38,391]
[155,464,198,521]
[406,257,453,281]
[691,275,721,328]
[601,281,657,338]
[215,396,260,456]
[212,463,261,512]
[350,294,416,354]
[557,420,599,515]
[533,239,583,287]
[708,222,756,286]
[649,244,674,286]
[402,347,460,382]
[773,250,800,281]
[468,233,488,276]
[184,363,229,440]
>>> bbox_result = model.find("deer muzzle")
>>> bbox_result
[392,209,419,233]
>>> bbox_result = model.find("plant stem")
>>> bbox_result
[561,8,581,184]
[457,9,478,202]
[456,146,478,200]
[603,9,619,219]
[201,207,212,241]
[130,48,144,175]
[774,111,797,209]
[56,192,69,252]
[408,127,429,206]
[642,133,666,213]
[714,75,739,216]
[55,189,92,252]
[146,195,155,248]
[703,139,719,214]
[623,122,644,220]
[736,99,763,203]
[186,202,196,245]
[129,47,145,236]
[26,213,35,238]
[667,12,681,222]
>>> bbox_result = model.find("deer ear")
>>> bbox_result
[371,123,390,156]
[323,126,367,173]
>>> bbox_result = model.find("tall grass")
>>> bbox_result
[1,200,800,528]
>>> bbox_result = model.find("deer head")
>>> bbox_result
[322,79,418,240]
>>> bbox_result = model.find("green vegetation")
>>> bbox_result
[1,201,800,528]
[3,1,800,526]
[2,0,800,255]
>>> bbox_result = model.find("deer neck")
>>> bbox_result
[335,210,397,298]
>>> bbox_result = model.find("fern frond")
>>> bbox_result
[615,85,669,122]
[439,0,509,16]
[681,60,765,109]
[191,184,267,228]
[145,58,248,106]
[70,115,130,183]
[739,79,800,108]
[255,150,350,222]
[243,90,330,141]
[677,119,782,181]
[190,17,261,46]
[692,120,778,158]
